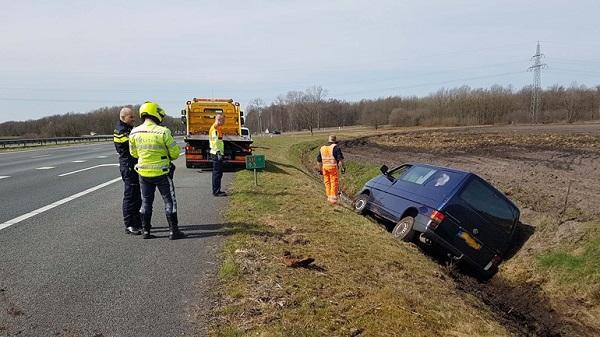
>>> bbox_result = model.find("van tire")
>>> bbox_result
[392,216,416,242]
[353,194,369,214]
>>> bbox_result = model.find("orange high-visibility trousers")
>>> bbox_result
[322,166,339,204]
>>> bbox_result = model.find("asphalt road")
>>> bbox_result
[0,141,230,337]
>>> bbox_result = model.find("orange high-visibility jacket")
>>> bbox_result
[320,144,338,169]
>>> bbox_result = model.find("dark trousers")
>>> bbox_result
[212,154,224,195]
[120,165,142,229]
[139,174,178,228]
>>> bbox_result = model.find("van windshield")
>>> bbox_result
[459,178,517,233]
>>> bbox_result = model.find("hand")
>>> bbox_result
[341,167,346,174]
[317,169,323,175]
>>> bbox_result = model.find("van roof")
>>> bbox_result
[405,162,471,177]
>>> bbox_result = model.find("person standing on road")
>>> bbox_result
[114,107,142,235]
[317,135,345,204]
[129,101,186,240]
[209,113,227,197]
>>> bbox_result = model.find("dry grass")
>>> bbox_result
[211,134,513,337]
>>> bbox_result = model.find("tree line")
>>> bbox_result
[0,105,185,138]
[2,83,598,138]
[244,83,600,133]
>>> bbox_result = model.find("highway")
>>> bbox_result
[0,141,229,336]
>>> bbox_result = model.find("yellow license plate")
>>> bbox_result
[458,231,481,250]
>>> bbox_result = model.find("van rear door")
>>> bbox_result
[440,176,518,266]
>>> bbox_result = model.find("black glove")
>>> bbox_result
[341,167,346,174]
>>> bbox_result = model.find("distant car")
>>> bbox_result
[353,163,520,279]
[271,130,281,135]
[241,127,252,140]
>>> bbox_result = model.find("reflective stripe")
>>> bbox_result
[113,136,129,143]
[135,144,165,150]
[130,130,164,135]
[135,164,169,170]
[320,144,337,168]
[167,141,178,148]
[168,177,177,213]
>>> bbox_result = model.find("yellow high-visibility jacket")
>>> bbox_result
[129,119,180,177]
[209,123,224,155]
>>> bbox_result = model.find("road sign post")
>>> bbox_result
[245,155,266,186]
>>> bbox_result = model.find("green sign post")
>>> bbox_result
[245,154,266,186]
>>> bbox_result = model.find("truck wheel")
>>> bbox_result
[392,216,416,242]
[353,194,369,214]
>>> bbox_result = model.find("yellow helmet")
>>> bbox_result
[139,101,166,123]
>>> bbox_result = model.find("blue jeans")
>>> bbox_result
[139,174,177,221]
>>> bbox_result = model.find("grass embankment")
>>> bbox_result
[213,134,512,337]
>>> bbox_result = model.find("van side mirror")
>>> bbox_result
[240,116,245,125]
[380,165,389,175]
[181,116,187,125]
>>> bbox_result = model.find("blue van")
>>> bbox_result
[353,163,520,279]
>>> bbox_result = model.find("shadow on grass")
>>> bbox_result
[148,222,278,240]
[263,160,289,175]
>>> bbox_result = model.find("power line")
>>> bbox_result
[528,41,547,123]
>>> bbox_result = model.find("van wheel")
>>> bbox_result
[392,216,416,242]
[353,194,369,214]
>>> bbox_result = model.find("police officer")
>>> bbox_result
[114,107,142,235]
[209,113,227,197]
[129,102,185,240]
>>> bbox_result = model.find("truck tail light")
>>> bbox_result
[428,210,445,230]
[185,146,200,154]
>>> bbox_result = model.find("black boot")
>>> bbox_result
[167,213,185,240]
[141,213,154,239]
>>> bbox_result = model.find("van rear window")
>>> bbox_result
[459,178,517,233]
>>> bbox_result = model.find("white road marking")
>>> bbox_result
[58,163,119,177]
[72,160,87,163]
[31,154,50,158]
[0,176,10,180]
[96,155,108,158]
[35,166,55,170]
[0,177,122,231]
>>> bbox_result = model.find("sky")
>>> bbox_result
[1,0,599,122]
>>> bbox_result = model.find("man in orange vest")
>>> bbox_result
[317,135,345,204]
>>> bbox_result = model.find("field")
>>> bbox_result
[213,123,599,337]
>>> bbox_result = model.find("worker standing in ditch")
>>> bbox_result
[114,107,142,235]
[129,101,186,240]
[317,135,345,204]
[209,113,227,197]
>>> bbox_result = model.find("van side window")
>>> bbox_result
[400,166,437,185]
[459,178,517,233]
[389,165,412,179]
